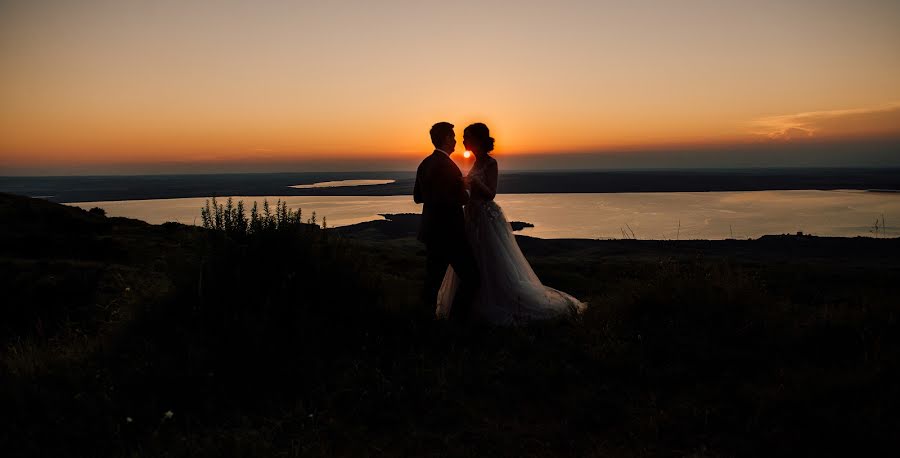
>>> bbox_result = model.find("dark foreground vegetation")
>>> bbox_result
[2,192,899,457]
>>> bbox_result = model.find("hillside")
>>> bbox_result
[2,192,899,457]
[3,167,899,203]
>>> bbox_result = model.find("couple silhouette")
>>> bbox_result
[414,122,586,325]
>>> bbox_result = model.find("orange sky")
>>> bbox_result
[2,1,899,173]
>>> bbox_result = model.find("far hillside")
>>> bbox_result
[2,167,899,202]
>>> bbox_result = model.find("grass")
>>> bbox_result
[1,192,899,456]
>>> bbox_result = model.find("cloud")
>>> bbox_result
[769,127,814,141]
[750,102,900,141]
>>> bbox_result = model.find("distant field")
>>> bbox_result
[1,168,899,203]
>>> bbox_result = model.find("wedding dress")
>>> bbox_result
[436,157,587,325]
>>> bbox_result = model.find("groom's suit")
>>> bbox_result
[414,150,480,320]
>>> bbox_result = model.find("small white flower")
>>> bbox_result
[164,410,174,419]
[126,417,133,423]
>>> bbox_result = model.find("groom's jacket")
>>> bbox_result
[414,150,469,245]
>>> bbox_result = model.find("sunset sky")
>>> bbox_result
[2,0,899,174]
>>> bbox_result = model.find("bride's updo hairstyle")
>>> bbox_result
[464,123,495,155]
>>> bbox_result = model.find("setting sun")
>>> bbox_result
[463,151,472,159]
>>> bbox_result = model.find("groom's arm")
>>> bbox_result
[413,158,431,204]
[451,173,470,206]
[413,166,423,204]
[446,168,469,206]
[435,162,469,206]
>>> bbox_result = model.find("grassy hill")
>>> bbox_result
[2,192,899,457]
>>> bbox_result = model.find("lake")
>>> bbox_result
[68,190,899,239]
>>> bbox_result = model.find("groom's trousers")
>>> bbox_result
[424,238,480,321]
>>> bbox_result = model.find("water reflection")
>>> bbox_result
[69,190,900,240]
[288,179,395,189]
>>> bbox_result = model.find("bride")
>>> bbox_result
[436,123,587,325]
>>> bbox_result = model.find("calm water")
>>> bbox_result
[69,190,899,240]
[288,179,396,189]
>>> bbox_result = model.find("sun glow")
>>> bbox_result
[2,1,900,175]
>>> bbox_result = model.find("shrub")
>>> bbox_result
[200,198,308,237]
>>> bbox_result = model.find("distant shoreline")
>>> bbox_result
[1,168,898,203]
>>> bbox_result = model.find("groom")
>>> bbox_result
[414,122,480,321]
